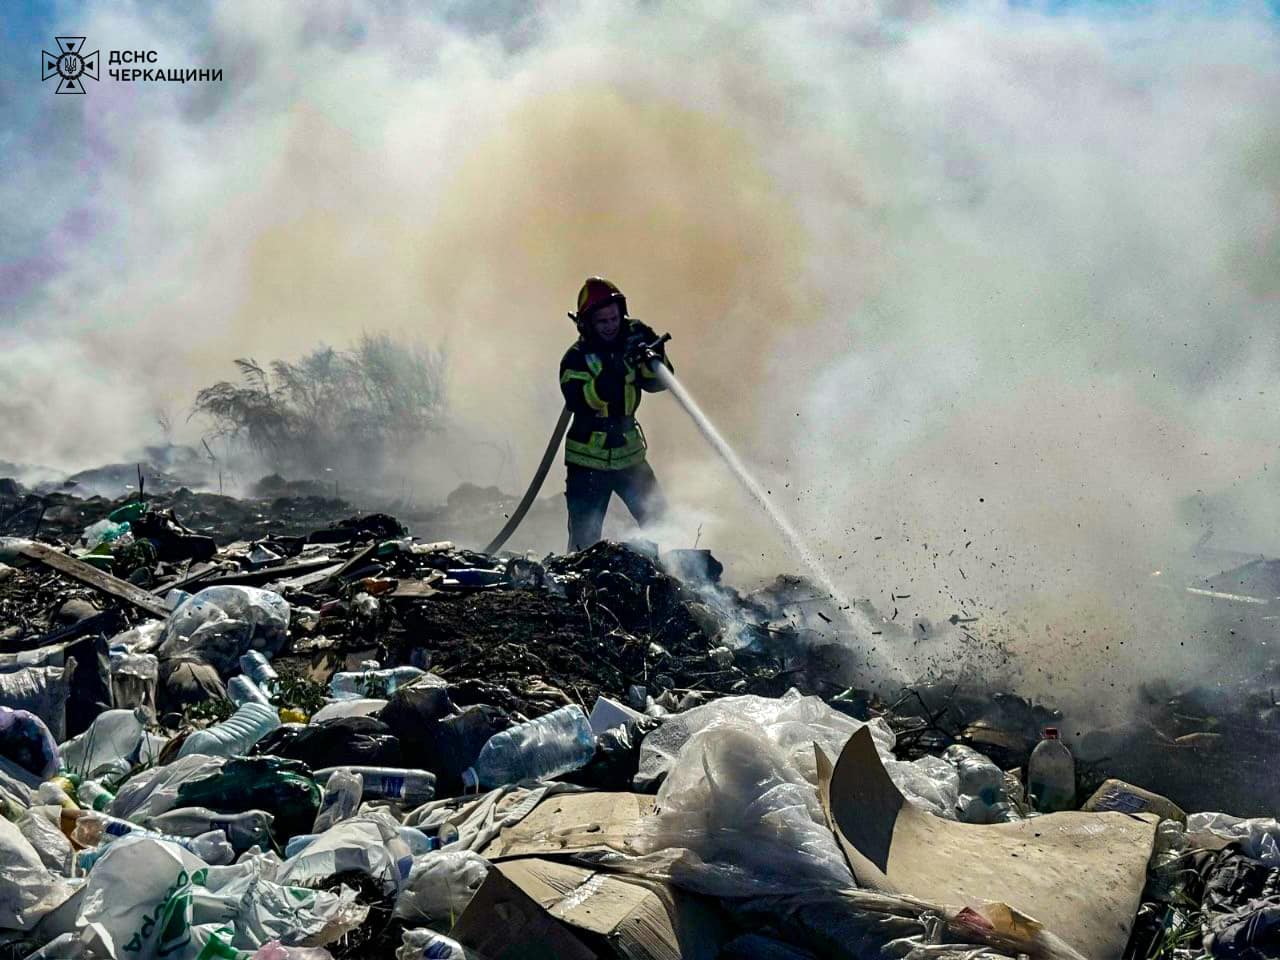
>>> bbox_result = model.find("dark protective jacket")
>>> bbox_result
[559,319,672,470]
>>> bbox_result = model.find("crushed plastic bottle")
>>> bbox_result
[1028,727,1076,813]
[143,807,275,852]
[179,701,280,758]
[313,766,436,806]
[314,769,363,831]
[329,665,430,700]
[461,704,596,790]
[240,650,280,695]
[228,674,273,707]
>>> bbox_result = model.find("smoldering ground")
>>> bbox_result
[2,0,1279,710]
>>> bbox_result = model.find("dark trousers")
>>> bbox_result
[566,461,667,552]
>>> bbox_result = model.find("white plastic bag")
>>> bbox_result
[60,708,156,778]
[883,754,959,820]
[77,835,205,959]
[635,687,895,790]
[0,664,72,742]
[393,851,491,928]
[0,816,78,931]
[190,858,367,951]
[158,586,290,674]
[1188,811,1280,866]
[19,805,75,875]
[277,810,411,896]
[110,753,226,821]
[632,720,855,897]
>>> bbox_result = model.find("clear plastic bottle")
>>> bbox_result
[328,666,427,700]
[239,651,279,695]
[178,701,280,758]
[314,770,363,831]
[76,779,115,812]
[460,704,597,791]
[1027,727,1076,813]
[71,809,145,846]
[312,766,436,806]
[227,674,272,707]
[143,807,274,851]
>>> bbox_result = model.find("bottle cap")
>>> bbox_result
[1043,727,1059,739]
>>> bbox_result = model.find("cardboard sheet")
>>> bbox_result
[818,727,1158,960]
[498,858,727,960]
[480,790,655,860]
[450,867,597,960]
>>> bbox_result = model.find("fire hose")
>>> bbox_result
[483,333,671,554]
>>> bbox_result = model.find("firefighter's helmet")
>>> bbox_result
[572,277,628,327]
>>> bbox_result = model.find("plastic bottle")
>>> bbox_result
[143,807,275,852]
[329,666,427,700]
[397,928,474,960]
[71,809,147,846]
[312,766,437,806]
[1027,727,1076,813]
[77,779,115,812]
[461,704,597,790]
[37,780,78,811]
[239,651,279,695]
[109,500,148,524]
[943,744,1009,823]
[314,770,363,831]
[77,828,234,870]
[228,674,272,707]
[179,701,281,758]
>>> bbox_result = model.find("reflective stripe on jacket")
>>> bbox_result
[559,320,671,471]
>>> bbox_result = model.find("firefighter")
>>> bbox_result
[560,277,672,552]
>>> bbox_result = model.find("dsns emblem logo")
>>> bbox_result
[42,37,100,94]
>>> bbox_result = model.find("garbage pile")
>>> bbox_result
[0,491,1278,960]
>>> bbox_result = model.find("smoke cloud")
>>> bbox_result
[3,1,1279,706]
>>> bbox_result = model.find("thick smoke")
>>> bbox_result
[3,1,1279,706]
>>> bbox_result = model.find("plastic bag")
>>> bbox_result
[176,756,320,842]
[77,835,205,958]
[631,720,855,897]
[0,664,72,742]
[252,715,403,770]
[19,805,75,875]
[277,810,411,896]
[190,857,367,951]
[1189,812,1280,867]
[60,708,158,778]
[635,687,895,790]
[158,585,291,675]
[251,943,336,960]
[107,619,166,655]
[883,754,959,820]
[393,851,491,928]
[110,752,227,821]
[0,705,60,779]
[110,651,160,718]
[0,815,78,931]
